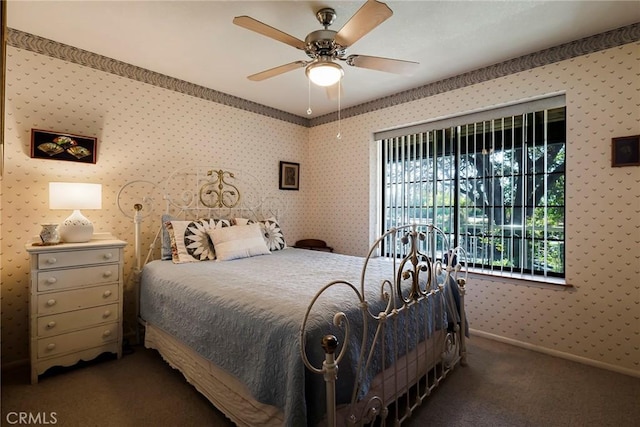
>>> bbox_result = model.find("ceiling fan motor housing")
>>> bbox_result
[304,8,346,60]
[304,30,345,59]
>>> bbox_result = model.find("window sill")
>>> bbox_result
[466,268,573,290]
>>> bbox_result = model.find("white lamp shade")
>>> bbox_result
[49,182,102,243]
[49,182,102,210]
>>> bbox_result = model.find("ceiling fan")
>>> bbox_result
[233,0,419,89]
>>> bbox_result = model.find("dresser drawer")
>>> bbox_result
[37,264,119,292]
[37,322,119,358]
[37,303,119,338]
[37,284,119,316]
[37,247,120,270]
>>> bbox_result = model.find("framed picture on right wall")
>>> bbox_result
[611,135,640,167]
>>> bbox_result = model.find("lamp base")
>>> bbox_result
[59,210,94,243]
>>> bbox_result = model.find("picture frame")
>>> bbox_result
[30,129,97,164]
[611,135,640,167]
[279,161,300,190]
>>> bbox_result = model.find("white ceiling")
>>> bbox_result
[7,1,640,118]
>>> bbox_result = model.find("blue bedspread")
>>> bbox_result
[140,248,453,425]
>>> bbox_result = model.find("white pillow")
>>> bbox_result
[208,223,270,261]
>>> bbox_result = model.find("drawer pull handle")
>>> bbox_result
[103,271,113,278]
[46,343,56,351]
[47,321,56,329]
[46,277,57,285]
[103,310,112,318]
[46,299,56,307]
[103,330,112,337]
[103,290,112,298]
[46,257,57,265]
[103,253,113,260]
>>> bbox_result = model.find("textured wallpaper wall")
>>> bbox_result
[306,43,640,375]
[1,46,307,364]
[1,37,638,378]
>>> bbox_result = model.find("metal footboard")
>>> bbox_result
[301,224,467,426]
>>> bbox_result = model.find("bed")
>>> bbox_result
[117,167,468,426]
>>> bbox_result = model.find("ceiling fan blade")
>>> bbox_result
[346,54,419,75]
[325,83,345,101]
[335,0,393,48]
[233,16,306,50]
[247,61,307,81]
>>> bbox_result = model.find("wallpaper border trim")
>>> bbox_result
[311,23,640,126]
[7,23,640,128]
[6,29,308,127]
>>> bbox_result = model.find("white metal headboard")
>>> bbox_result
[117,166,286,270]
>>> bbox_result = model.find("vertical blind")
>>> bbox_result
[379,95,566,278]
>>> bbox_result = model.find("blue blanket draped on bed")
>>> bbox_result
[140,249,462,426]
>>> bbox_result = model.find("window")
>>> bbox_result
[379,97,566,279]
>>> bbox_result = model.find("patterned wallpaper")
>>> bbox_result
[306,43,640,376]
[7,29,307,127]
[1,46,307,364]
[1,32,638,378]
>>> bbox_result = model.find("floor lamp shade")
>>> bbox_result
[49,182,102,243]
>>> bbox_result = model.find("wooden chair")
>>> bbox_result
[293,239,333,252]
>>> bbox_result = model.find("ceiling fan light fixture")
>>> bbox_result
[306,60,344,87]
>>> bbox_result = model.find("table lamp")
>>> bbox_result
[49,182,102,243]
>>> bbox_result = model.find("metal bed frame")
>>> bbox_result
[117,166,468,426]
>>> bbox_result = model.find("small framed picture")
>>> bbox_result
[611,135,639,167]
[30,129,97,164]
[279,161,300,190]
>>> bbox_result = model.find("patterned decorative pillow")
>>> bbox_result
[165,218,230,263]
[234,217,286,251]
[208,223,271,261]
[259,217,286,251]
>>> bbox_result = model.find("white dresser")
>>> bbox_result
[26,236,127,384]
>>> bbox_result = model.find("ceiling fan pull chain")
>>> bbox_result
[336,81,342,140]
[307,79,312,115]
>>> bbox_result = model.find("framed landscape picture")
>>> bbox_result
[279,161,299,190]
[30,129,97,164]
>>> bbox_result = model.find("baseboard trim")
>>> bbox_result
[470,329,640,379]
